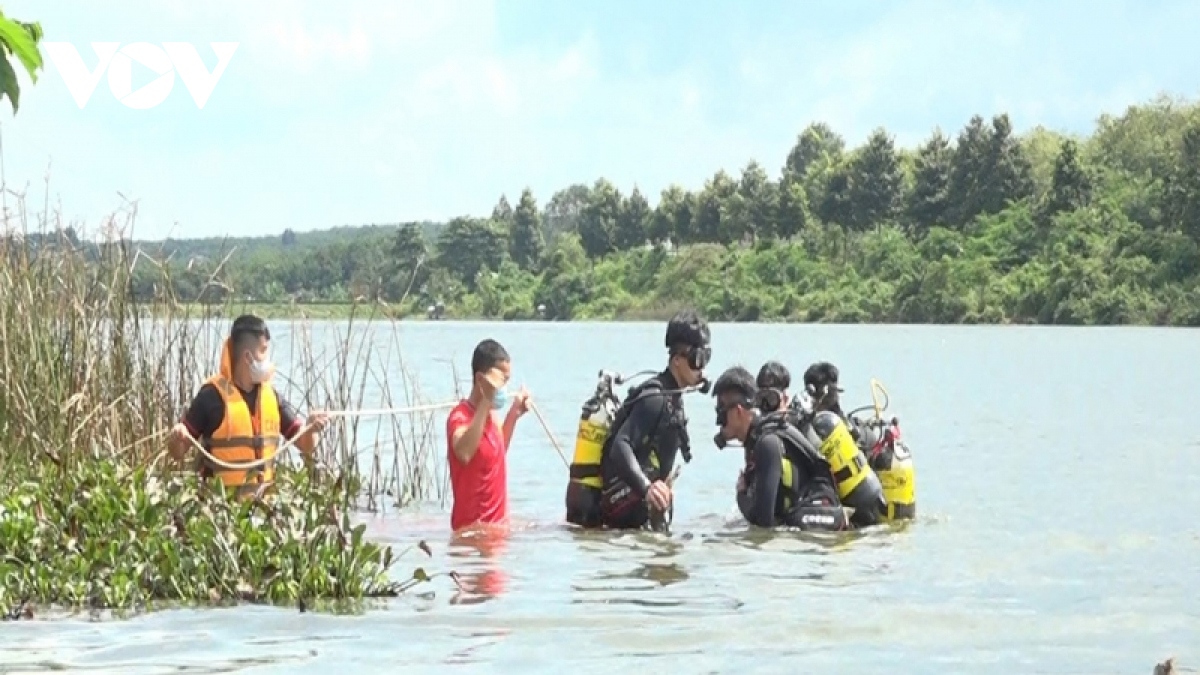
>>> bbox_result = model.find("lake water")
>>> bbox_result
[3,321,1198,674]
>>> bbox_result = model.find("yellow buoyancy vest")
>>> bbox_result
[201,338,282,490]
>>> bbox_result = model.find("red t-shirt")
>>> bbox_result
[446,399,509,531]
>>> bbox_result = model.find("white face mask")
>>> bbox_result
[248,355,273,383]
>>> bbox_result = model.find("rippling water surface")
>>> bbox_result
[3,322,1198,674]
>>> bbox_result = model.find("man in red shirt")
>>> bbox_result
[446,339,530,532]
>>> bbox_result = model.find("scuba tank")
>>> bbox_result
[853,414,916,521]
[797,407,887,527]
[568,370,623,491]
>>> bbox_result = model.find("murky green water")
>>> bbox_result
[3,322,1198,673]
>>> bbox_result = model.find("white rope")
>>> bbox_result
[313,401,460,417]
[180,400,460,472]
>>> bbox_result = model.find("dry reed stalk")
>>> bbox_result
[0,176,450,511]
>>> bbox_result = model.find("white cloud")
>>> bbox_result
[261,19,372,69]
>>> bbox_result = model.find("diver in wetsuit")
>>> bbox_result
[571,310,711,530]
[808,359,917,522]
[755,360,793,413]
[713,366,848,531]
[715,360,794,453]
[729,360,795,485]
[794,360,888,528]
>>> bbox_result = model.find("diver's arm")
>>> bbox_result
[748,435,785,527]
[608,394,665,498]
[736,481,755,522]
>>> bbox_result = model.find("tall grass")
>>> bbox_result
[0,188,455,617]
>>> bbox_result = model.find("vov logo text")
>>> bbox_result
[41,42,239,110]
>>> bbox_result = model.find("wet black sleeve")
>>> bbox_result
[277,393,302,439]
[181,384,222,439]
[736,476,756,523]
[746,435,785,527]
[608,392,668,498]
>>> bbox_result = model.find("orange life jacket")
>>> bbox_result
[200,338,282,491]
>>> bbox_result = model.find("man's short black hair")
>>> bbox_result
[712,365,756,403]
[471,338,510,375]
[803,361,839,390]
[230,314,270,354]
[804,361,842,412]
[756,360,790,391]
[665,309,710,353]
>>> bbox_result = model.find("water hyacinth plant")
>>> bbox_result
[0,191,455,618]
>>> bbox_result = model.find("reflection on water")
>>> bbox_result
[446,524,512,605]
[574,530,691,596]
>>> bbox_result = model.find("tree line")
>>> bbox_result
[117,93,1200,325]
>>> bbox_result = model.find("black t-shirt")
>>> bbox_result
[181,382,302,440]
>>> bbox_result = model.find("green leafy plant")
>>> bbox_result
[0,10,43,114]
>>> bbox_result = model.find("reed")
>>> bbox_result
[0,187,454,617]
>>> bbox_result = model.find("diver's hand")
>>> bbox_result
[736,468,747,493]
[646,480,672,512]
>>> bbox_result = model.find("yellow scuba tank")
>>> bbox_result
[569,371,622,490]
[806,410,886,524]
[859,417,916,521]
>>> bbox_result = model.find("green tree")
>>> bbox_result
[509,188,544,270]
[784,122,846,216]
[815,163,854,228]
[907,129,953,236]
[784,122,845,181]
[736,160,780,241]
[694,170,738,244]
[776,179,809,239]
[1164,121,1200,240]
[615,186,651,250]
[392,223,429,298]
[535,232,591,319]
[543,184,591,244]
[435,217,505,291]
[652,185,695,246]
[491,195,513,224]
[946,115,992,229]
[847,128,903,232]
[578,179,621,258]
[1044,138,1092,218]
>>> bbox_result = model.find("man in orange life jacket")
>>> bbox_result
[167,315,329,497]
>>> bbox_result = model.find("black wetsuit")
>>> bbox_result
[737,413,848,530]
[591,370,689,530]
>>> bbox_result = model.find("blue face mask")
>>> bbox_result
[492,386,509,409]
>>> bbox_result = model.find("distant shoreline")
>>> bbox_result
[163,302,407,321]
[141,303,1199,328]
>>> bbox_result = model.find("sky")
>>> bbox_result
[3,0,1199,241]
